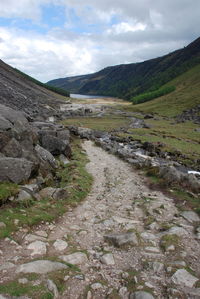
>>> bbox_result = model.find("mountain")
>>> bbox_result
[47,36,200,100]
[0,59,68,119]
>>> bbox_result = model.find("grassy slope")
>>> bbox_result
[128,63,200,117]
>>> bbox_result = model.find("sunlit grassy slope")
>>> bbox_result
[125,64,200,117]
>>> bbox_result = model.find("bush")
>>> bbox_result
[132,86,176,105]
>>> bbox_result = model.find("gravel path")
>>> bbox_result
[0,140,200,298]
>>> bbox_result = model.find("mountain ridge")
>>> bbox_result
[47,36,200,100]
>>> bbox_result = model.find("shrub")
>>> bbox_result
[132,86,176,105]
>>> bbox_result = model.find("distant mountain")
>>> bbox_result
[0,59,68,118]
[47,37,200,100]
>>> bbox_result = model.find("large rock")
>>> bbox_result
[35,144,58,169]
[16,260,68,274]
[129,291,155,299]
[0,158,33,183]
[181,211,200,223]
[171,269,199,287]
[40,135,71,157]
[59,252,88,265]
[39,187,68,200]
[27,241,47,256]
[104,232,138,247]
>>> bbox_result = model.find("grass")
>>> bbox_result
[120,63,200,117]
[115,119,200,168]
[61,116,131,132]
[0,183,19,205]
[0,138,93,239]
[160,234,180,252]
[132,86,175,104]
[0,280,52,298]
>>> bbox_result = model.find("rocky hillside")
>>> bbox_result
[48,36,200,100]
[0,59,67,120]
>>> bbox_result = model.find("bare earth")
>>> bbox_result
[0,141,200,298]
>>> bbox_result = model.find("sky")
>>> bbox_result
[0,0,199,82]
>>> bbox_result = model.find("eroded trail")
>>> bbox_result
[0,141,200,299]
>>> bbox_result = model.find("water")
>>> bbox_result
[70,93,111,99]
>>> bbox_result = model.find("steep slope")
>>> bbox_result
[128,63,200,117]
[48,36,200,100]
[0,59,67,119]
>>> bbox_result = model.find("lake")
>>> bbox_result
[70,93,111,99]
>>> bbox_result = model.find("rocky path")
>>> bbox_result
[0,141,200,299]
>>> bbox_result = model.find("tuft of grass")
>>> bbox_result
[0,183,19,204]
[160,234,180,252]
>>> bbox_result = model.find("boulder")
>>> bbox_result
[16,260,68,274]
[40,135,71,157]
[171,269,199,287]
[129,291,155,299]
[59,252,88,265]
[39,187,68,200]
[2,138,22,158]
[0,158,33,183]
[104,232,138,247]
[35,144,58,169]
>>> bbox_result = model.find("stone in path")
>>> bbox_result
[16,260,68,274]
[104,232,138,247]
[47,279,59,298]
[181,211,200,223]
[53,239,68,251]
[100,253,115,265]
[24,234,46,243]
[171,269,199,288]
[59,252,88,265]
[129,291,155,299]
[27,241,47,256]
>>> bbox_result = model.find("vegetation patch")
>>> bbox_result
[0,138,93,239]
[132,86,175,105]
[0,183,19,205]
[160,234,180,252]
[61,116,131,132]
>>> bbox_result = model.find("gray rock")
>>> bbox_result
[152,262,164,273]
[16,260,68,274]
[129,291,155,299]
[0,157,33,183]
[27,241,47,256]
[104,232,138,247]
[165,226,188,236]
[39,187,68,200]
[171,269,199,287]
[181,211,200,223]
[24,234,47,243]
[53,239,68,251]
[35,144,57,169]
[41,135,71,157]
[17,190,32,201]
[2,138,22,158]
[0,262,15,271]
[100,253,115,265]
[0,115,13,130]
[47,279,59,298]
[59,252,88,265]
[91,283,103,290]
[59,154,70,165]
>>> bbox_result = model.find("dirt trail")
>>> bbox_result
[0,141,200,298]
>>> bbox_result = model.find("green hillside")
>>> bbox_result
[48,37,200,100]
[127,63,200,117]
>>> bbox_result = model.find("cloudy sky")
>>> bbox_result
[0,0,199,82]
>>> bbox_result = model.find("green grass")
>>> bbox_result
[160,234,180,252]
[0,281,51,298]
[61,116,131,132]
[120,64,200,117]
[0,183,19,204]
[0,138,93,239]
[115,119,200,168]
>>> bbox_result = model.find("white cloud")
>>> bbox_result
[0,0,199,82]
